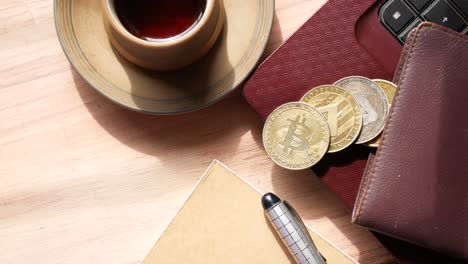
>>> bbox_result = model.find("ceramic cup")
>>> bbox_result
[102,0,224,71]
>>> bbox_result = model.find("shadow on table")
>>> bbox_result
[71,70,254,161]
[263,13,284,58]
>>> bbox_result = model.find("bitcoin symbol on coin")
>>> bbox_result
[263,103,330,170]
[280,114,313,155]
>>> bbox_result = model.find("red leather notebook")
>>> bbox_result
[243,0,393,208]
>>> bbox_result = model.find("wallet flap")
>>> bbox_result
[352,23,468,259]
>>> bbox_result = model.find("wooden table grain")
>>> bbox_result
[0,1,394,263]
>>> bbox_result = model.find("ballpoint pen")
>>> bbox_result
[262,193,326,264]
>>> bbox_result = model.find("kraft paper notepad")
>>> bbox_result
[143,161,356,264]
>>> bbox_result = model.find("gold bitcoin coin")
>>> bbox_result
[262,102,330,170]
[301,85,363,153]
[366,79,398,148]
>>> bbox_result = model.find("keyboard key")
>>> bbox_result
[406,0,431,11]
[399,18,423,42]
[450,0,468,17]
[381,0,416,33]
[423,0,466,31]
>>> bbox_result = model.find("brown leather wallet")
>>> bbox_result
[352,23,468,260]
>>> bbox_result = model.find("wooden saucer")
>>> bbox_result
[54,0,274,114]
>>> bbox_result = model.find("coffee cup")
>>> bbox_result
[102,0,224,71]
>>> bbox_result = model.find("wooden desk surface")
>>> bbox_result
[0,1,393,263]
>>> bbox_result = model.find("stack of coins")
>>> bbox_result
[262,76,397,170]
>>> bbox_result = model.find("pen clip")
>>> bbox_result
[284,201,327,263]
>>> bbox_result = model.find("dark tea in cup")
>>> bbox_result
[103,0,224,70]
[114,0,207,41]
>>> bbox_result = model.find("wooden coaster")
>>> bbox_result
[54,0,274,114]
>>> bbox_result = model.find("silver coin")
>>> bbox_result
[334,76,389,144]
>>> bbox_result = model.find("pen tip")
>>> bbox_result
[262,193,281,210]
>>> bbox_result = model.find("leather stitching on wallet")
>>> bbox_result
[353,24,429,222]
[393,30,416,84]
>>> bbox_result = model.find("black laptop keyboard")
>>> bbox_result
[380,0,468,43]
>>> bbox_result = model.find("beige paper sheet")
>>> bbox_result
[143,161,356,264]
